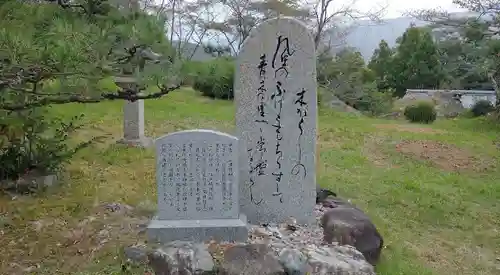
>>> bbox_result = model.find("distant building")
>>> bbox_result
[405,89,496,108]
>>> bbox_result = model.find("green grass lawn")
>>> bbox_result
[1,88,499,274]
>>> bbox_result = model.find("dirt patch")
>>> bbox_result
[363,136,398,169]
[395,140,493,172]
[374,124,446,134]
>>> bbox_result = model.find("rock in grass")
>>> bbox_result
[278,248,309,275]
[147,241,214,275]
[321,207,384,265]
[219,244,285,275]
[305,245,375,275]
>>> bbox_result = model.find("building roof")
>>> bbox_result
[406,89,496,95]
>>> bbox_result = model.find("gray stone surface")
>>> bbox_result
[148,129,248,243]
[117,136,154,148]
[155,130,240,220]
[220,244,286,275]
[148,241,215,275]
[278,248,310,275]
[247,203,377,275]
[0,170,59,193]
[118,100,153,148]
[305,246,375,275]
[147,214,249,243]
[124,244,148,263]
[235,17,317,225]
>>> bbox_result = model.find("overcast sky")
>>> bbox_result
[154,0,468,46]
[152,0,466,19]
[334,0,465,19]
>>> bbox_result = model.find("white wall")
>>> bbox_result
[461,95,497,109]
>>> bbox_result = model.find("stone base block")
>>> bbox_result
[147,214,249,243]
[117,136,154,148]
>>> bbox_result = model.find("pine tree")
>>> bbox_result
[391,27,443,97]
[368,39,393,91]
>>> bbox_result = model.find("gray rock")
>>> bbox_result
[124,244,148,263]
[147,241,214,275]
[321,207,384,265]
[320,197,360,210]
[102,202,134,213]
[220,244,285,275]
[316,187,337,204]
[321,199,337,209]
[305,245,375,275]
[278,248,310,275]
[284,217,298,232]
[324,96,363,116]
[0,171,59,194]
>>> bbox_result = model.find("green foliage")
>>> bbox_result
[180,60,205,86]
[0,1,175,98]
[471,100,495,117]
[0,1,176,187]
[403,101,437,124]
[355,83,394,116]
[368,39,393,91]
[434,20,494,90]
[317,47,393,114]
[391,27,443,97]
[193,58,234,100]
[0,109,88,183]
[318,48,375,105]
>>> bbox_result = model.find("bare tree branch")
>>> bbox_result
[304,0,387,49]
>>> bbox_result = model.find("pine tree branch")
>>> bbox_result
[0,84,181,111]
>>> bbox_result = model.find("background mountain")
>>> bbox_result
[178,13,477,62]
[340,17,428,61]
[172,40,215,61]
[179,17,431,62]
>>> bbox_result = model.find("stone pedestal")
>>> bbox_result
[114,76,153,148]
[117,100,153,147]
[147,214,249,243]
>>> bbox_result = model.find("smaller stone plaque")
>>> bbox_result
[148,129,248,243]
[155,129,239,220]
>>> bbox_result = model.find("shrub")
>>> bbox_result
[471,100,494,117]
[353,83,394,116]
[0,107,91,193]
[193,58,234,100]
[180,61,205,86]
[404,101,437,124]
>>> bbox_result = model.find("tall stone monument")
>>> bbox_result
[235,17,317,225]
